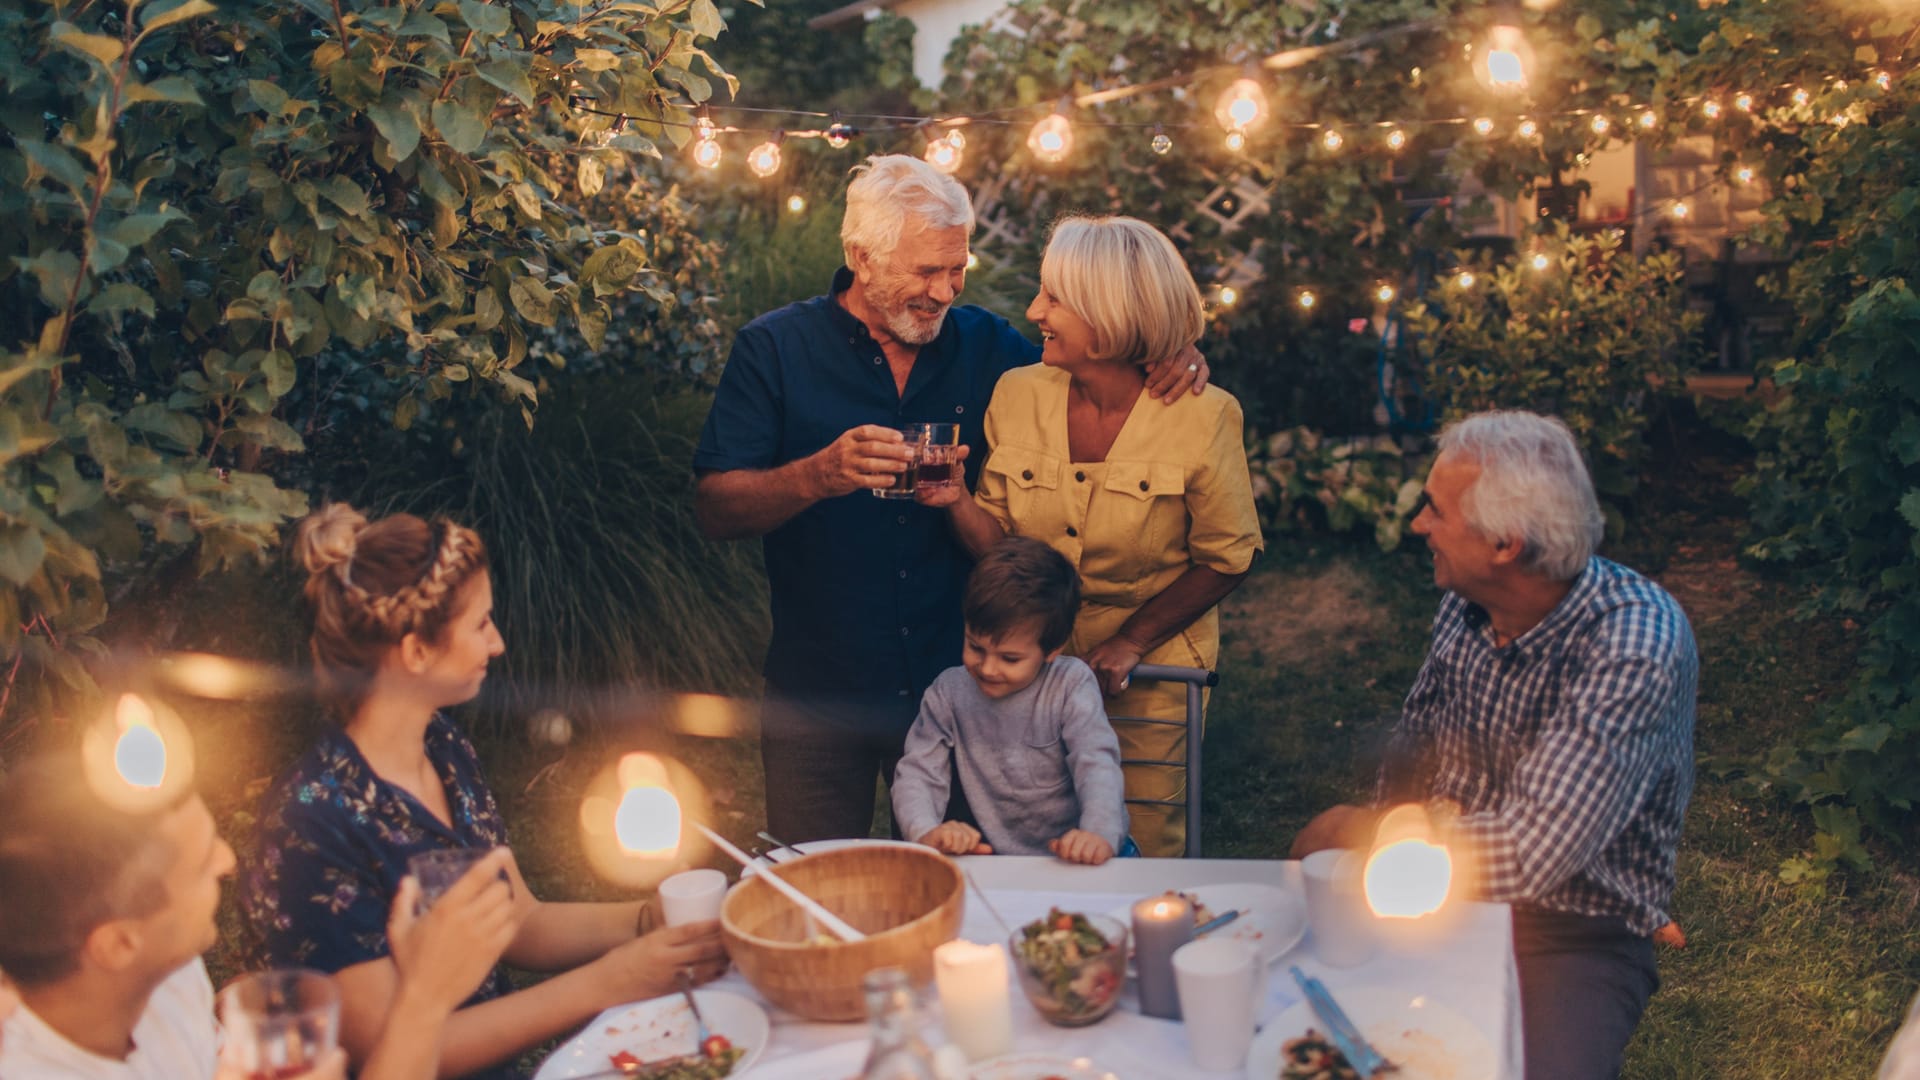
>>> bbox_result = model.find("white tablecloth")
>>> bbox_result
[614,856,1522,1079]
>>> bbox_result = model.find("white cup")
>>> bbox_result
[658,868,728,926]
[1301,848,1377,967]
[1172,938,1262,1071]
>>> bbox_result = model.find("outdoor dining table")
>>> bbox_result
[602,854,1524,1079]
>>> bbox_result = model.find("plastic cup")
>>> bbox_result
[219,969,340,1080]
[1172,938,1263,1071]
[659,868,728,926]
[1302,848,1378,967]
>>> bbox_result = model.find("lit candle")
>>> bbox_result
[933,941,1012,1061]
[1131,894,1193,1020]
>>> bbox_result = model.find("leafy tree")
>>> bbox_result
[0,0,736,727]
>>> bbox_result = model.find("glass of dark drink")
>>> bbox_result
[219,969,340,1080]
[872,423,961,499]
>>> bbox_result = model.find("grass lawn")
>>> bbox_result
[194,407,1916,1077]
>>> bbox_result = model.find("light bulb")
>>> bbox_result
[1874,70,1893,92]
[1214,77,1270,132]
[1590,114,1611,136]
[1456,270,1476,289]
[1224,130,1246,152]
[1475,23,1534,93]
[1473,116,1495,136]
[945,130,966,150]
[1734,92,1754,112]
[1321,129,1344,152]
[691,137,721,170]
[1671,201,1690,220]
[1386,128,1408,151]
[746,139,782,178]
[1218,285,1239,306]
[1702,99,1723,119]
[1637,109,1658,130]
[1792,87,1810,107]
[825,123,853,149]
[966,252,979,271]
[1734,165,1755,184]
[1518,118,1539,139]
[1530,252,1551,271]
[1375,283,1397,304]
[1028,112,1074,164]
[786,193,806,214]
[1297,289,1317,310]
[1151,131,1173,155]
[925,137,962,174]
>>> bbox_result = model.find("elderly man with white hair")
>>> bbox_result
[1293,409,1698,1080]
[693,155,1204,842]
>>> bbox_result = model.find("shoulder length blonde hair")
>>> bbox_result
[1040,215,1204,368]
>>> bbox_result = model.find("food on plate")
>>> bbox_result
[1013,908,1124,1023]
[1278,1029,1357,1080]
[607,1034,744,1078]
[1159,889,1216,926]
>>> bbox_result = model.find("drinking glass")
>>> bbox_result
[871,423,962,499]
[219,969,340,1080]
[658,868,728,926]
[407,847,507,911]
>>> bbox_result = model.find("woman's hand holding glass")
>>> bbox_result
[387,847,521,1017]
[913,444,972,508]
[592,921,729,1003]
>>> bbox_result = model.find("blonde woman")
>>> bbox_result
[926,216,1263,856]
[239,507,727,1079]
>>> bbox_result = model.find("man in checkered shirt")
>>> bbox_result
[1294,410,1697,1080]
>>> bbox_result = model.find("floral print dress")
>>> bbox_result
[239,715,522,1080]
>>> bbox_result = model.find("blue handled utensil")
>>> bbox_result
[1288,966,1397,1077]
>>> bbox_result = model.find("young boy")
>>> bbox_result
[892,537,1129,864]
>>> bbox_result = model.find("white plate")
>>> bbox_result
[1245,988,1496,1080]
[534,989,770,1079]
[755,838,926,866]
[969,1051,1117,1080]
[734,1041,866,1079]
[1104,884,1308,969]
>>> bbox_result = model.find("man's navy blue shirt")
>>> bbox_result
[694,269,1038,712]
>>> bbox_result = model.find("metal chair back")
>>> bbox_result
[1112,663,1218,858]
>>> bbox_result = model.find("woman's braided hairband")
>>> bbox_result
[335,522,476,637]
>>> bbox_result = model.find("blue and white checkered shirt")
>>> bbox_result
[1381,555,1697,936]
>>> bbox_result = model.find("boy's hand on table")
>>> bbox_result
[1048,830,1114,866]
[918,822,993,856]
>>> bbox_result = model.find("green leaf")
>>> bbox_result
[1837,724,1892,753]
[508,275,556,325]
[261,350,297,397]
[139,0,217,37]
[458,0,513,37]
[688,0,726,39]
[398,10,451,42]
[233,413,305,452]
[320,176,369,216]
[507,181,542,220]
[122,402,204,451]
[13,251,82,308]
[0,524,47,587]
[248,79,290,114]
[86,283,156,319]
[105,209,188,250]
[432,94,490,154]
[369,97,423,163]
[49,23,124,67]
[393,393,420,431]
[476,58,536,107]
[124,76,206,106]
[1900,490,1920,533]
[575,48,622,72]
[577,156,605,198]
[19,139,91,195]
[474,286,504,330]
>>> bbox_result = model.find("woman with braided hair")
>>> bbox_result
[238,505,728,1080]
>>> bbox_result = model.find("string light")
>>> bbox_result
[1473,116,1495,136]
[1671,201,1691,220]
[1028,107,1074,165]
[1517,118,1539,139]
[1637,109,1658,130]
[1321,128,1345,151]
[691,136,722,170]
[1529,252,1551,271]
[1473,23,1534,93]
[1874,70,1893,92]
[1224,130,1247,152]
[1702,99,1723,119]
[1375,283,1397,304]
[1214,75,1271,133]
[1151,126,1173,155]
[1734,164,1755,184]
[966,252,980,271]
[924,132,962,173]
[1218,285,1240,306]
[825,122,854,149]
[1734,92,1754,112]
[1386,128,1408,151]
[945,130,966,150]
[1456,270,1476,289]
[786,193,807,214]
[746,133,783,178]
[1589,114,1611,136]
[1791,87,1811,107]
[592,114,630,148]
[1296,288,1318,310]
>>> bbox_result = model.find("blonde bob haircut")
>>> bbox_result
[1040,215,1204,368]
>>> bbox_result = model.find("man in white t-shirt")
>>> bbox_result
[0,753,516,1080]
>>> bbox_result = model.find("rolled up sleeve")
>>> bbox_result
[1184,395,1263,575]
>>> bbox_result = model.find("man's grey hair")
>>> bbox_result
[841,155,974,267]
[1437,410,1604,581]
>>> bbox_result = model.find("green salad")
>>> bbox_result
[1014,908,1122,1021]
